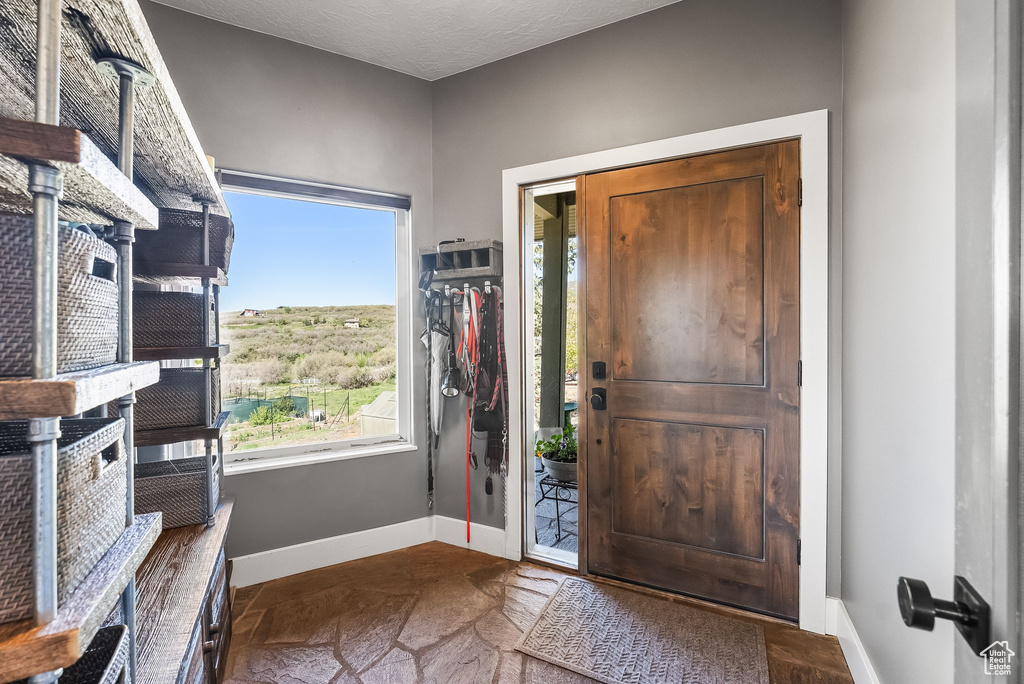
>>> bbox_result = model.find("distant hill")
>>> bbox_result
[220,304,396,396]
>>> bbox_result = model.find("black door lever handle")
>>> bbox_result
[897,576,990,655]
[590,388,607,410]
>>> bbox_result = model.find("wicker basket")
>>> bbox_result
[131,367,222,432]
[134,291,214,349]
[136,456,219,528]
[59,625,129,684]
[0,418,127,624]
[0,213,119,377]
[135,208,234,272]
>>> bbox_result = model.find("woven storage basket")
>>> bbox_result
[136,456,220,529]
[0,418,127,624]
[135,208,234,272]
[0,213,119,377]
[130,367,222,431]
[59,625,129,684]
[134,291,214,349]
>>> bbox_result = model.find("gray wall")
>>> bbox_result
[429,0,845,592]
[143,1,849,595]
[841,0,956,681]
[140,1,434,557]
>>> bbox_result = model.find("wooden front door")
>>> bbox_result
[581,141,801,619]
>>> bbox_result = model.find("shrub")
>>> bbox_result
[247,405,292,426]
[369,364,395,383]
[337,367,372,389]
[273,396,296,417]
[371,347,396,366]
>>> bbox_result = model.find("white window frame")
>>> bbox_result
[217,170,416,475]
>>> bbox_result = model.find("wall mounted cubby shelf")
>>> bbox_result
[418,239,503,281]
[0,0,233,679]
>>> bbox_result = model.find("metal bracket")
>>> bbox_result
[109,220,136,245]
[95,57,155,89]
[28,164,63,199]
[952,575,991,656]
[26,417,61,444]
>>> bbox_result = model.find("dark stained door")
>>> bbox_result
[582,141,801,619]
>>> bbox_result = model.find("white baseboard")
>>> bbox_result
[826,597,881,684]
[231,517,434,587]
[230,515,508,587]
[433,515,508,558]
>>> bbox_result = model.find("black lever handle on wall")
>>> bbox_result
[590,387,607,410]
[897,576,990,655]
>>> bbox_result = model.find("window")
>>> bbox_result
[218,171,414,473]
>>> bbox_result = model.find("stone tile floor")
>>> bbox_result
[226,542,853,684]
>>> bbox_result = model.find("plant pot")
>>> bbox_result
[541,456,577,483]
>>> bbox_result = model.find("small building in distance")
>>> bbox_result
[344,317,360,329]
[240,308,261,317]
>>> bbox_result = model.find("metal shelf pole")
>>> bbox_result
[200,201,215,527]
[28,2,62,682]
[98,55,152,684]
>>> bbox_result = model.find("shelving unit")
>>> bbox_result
[0,0,233,680]
[0,362,159,420]
[0,514,161,683]
[134,345,230,362]
[0,0,228,216]
[134,411,231,449]
[133,264,228,286]
[132,200,231,531]
[0,119,159,230]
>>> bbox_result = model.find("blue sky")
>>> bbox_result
[221,191,396,312]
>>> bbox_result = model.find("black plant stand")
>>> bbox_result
[536,474,578,543]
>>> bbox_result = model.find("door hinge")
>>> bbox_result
[797,360,802,387]
[797,539,802,565]
[797,178,803,206]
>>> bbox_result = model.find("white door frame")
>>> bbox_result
[501,110,831,633]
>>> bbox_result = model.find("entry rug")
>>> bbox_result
[515,577,770,684]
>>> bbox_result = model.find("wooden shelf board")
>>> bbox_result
[0,513,162,683]
[0,361,160,420]
[134,344,230,362]
[133,261,228,286]
[0,0,227,216]
[136,500,233,684]
[134,411,231,448]
[0,119,159,230]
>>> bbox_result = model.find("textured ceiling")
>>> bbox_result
[149,0,682,80]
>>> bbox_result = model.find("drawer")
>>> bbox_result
[203,550,229,683]
[212,610,232,683]
[209,551,227,628]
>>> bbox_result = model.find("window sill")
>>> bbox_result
[224,440,418,476]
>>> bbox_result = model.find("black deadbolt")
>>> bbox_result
[897,576,990,655]
[590,387,607,410]
[592,361,606,380]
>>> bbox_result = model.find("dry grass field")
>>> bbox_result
[220,305,396,452]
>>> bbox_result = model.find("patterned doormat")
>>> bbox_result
[516,577,770,684]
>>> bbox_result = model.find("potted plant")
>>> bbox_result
[536,422,578,482]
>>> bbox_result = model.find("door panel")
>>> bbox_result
[584,141,800,619]
[611,177,765,385]
[612,419,765,558]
